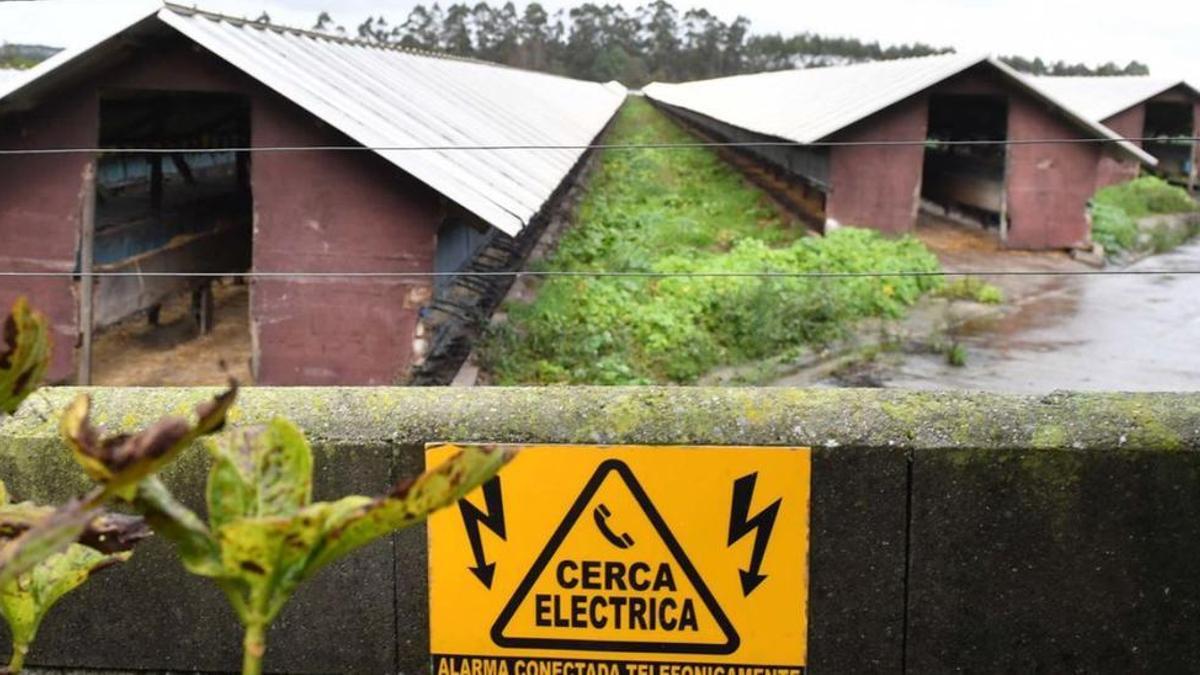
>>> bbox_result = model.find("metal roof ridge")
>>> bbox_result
[797,52,989,142]
[157,2,619,85]
[1027,73,1200,124]
[646,50,979,88]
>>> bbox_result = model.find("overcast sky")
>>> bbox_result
[0,0,1195,80]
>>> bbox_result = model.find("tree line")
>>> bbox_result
[1000,54,1148,77]
[310,2,1150,86]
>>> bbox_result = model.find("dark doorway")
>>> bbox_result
[921,94,1009,231]
[86,90,253,384]
[1144,100,1194,183]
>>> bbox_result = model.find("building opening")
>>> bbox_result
[86,90,253,385]
[921,94,1009,232]
[1143,100,1194,184]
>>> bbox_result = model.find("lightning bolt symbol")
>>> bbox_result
[458,476,506,589]
[727,472,781,596]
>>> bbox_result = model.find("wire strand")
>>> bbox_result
[1,269,1197,279]
[0,136,1196,155]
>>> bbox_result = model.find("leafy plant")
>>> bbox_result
[1093,176,1197,219]
[0,298,239,671]
[130,419,513,674]
[1091,176,1199,256]
[0,298,200,671]
[1091,201,1139,254]
[480,99,943,384]
[0,491,149,672]
[0,298,51,417]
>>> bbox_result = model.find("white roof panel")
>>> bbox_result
[644,53,1153,165]
[645,52,984,145]
[0,3,627,237]
[1031,75,1199,122]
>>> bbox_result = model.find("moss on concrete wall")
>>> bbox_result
[3,387,1200,673]
[3,387,1197,455]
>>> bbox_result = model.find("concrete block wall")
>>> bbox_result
[2,388,1200,673]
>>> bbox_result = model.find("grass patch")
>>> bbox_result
[1091,176,1198,256]
[479,99,943,384]
[934,277,1003,304]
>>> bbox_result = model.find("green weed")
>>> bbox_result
[935,277,1004,304]
[1093,176,1197,219]
[1091,176,1197,255]
[480,99,943,384]
[946,343,968,367]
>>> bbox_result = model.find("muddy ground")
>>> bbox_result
[757,213,1200,392]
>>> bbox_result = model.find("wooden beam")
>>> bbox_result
[78,162,97,385]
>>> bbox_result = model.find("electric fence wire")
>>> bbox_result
[1,270,1198,279]
[0,137,1198,155]
[0,135,1196,279]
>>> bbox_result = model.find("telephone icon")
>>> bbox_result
[592,503,635,549]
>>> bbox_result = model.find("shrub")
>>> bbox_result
[1090,176,1197,255]
[1091,201,1139,254]
[1093,176,1197,219]
[483,227,942,384]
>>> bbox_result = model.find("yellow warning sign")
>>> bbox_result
[427,445,811,674]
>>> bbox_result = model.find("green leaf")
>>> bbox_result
[206,420,313,529]
[0,498,148,589]
[309,444,515,574]
[215,508,330,624]
[0,298,51,416]
[134,478,222,578]
[61,384,238,496]
[0,501,96,589]
[0,543,130,667]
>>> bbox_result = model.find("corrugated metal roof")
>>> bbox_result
[644,53,1154,166]
[0,3,626,237]
[1031,75,1200,122]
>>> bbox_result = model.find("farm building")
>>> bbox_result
[644,53,1155,250]
[0,4,624,385]
[1032,76,1200,190]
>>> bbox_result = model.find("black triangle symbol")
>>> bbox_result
[491,459,740,655]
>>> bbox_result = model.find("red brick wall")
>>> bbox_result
[250,92,441,385]
[823,66,1123,250]
[1096,106,1144,190]
[1005,96,1101,249]
[0,35,442,384]
[825,94,928,233]
[0,89,95,381]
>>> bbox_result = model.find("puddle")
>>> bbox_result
[878,241,1200,392]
